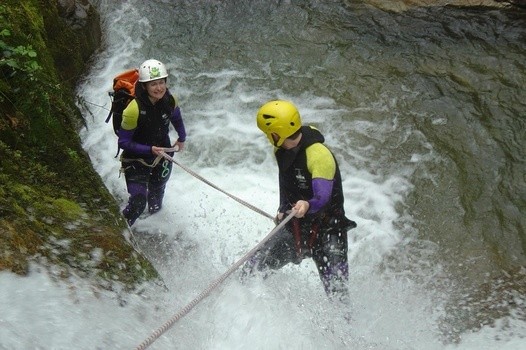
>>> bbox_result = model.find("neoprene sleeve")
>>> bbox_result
[171,106,187,142]
[118,128,152,155]
[307,178,333,214]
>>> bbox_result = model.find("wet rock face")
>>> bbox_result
[58,0,76,15]
[506,0,526,8]
[57,0,94,29]
[362,0,522,12]
[43,0,101,91]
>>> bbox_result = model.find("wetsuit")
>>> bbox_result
[118,82,186,226]
[243,126,356,299]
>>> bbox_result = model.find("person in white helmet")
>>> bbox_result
[118,59,187,226]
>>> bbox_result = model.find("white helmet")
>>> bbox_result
[138,59,168,82]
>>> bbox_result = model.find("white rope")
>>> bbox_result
[160,150,275,221]
[133,209,297,350]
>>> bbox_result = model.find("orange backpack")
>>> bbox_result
[105,68,139,135]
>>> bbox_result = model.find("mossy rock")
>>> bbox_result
[0,0,160,290]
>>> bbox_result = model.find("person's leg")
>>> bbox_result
[148,159,172,214]
[312,228,349,300]
[122,163,149,226]
[240,226,297,280]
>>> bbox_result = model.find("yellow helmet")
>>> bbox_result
[256,100,302,147]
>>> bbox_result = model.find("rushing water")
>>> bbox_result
[81,1,526,349]
[2,1,525,349]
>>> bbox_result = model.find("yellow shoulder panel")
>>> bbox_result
[121,99,140,130]
[305,143,336,180]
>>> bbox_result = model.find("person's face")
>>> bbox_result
[145,79,166,101]
[273,132,302,149]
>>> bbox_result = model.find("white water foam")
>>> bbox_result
[3,1,526,349]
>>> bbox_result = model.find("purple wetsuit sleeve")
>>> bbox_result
[118,128,152,155]
[307,178,333,214]
[171,106,186,142]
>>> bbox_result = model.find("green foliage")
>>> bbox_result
[0,3,49,122]
[0,5,41,82]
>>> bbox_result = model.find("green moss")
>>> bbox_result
[0,220,44,274]
[0,0,160,290]
[52,198,85,221]
[11,183,37,204]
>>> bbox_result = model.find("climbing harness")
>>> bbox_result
[133,209,297,350]
[159,150,274,220]
[120,154,164,168]
[118,154,165,178]
[291,218,320,262]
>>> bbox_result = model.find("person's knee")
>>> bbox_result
[123,194,147,225]
[326,231,348,256]
[148,186,166,214]
[131,194,147,211]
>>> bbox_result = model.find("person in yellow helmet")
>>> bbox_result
[242,99,356,300]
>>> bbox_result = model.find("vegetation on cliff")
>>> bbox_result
[0,0,159,289]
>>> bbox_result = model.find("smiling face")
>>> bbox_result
[145,78,167,103]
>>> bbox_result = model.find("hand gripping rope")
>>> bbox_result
[134,209,297,350]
